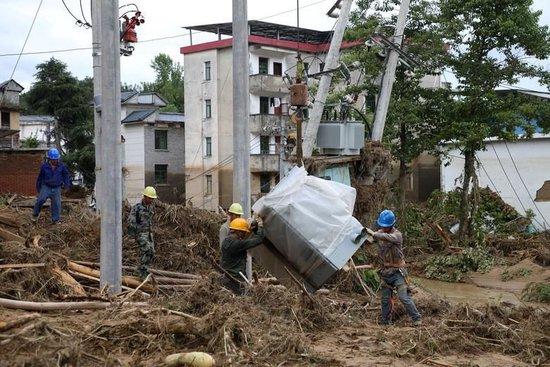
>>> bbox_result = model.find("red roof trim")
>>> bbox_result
[180,35,362,55]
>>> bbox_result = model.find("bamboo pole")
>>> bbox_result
[0,297,147,312]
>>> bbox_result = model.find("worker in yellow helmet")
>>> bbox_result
[219,203,244,249]
[127,186,157,278]
[220,217,264,295]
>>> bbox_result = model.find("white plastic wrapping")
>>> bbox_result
[252,166,366,288]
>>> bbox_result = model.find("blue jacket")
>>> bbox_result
[36,162,72,192]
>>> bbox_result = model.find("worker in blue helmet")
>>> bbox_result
[31,148,72,224]
[365,209,422,326]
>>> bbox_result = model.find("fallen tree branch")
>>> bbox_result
[0,227,24,243]
[0,213,20,228]
[121,274,151,302]
[68,270,150,297]
[0,313,40,332]
[0,263,46,270]
[73,260,201,280]
[153,276,198,285]
[50,265,86,296]
[0,297,147,312]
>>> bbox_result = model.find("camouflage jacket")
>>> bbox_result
[221,228,265,278]
[128,201,154,235]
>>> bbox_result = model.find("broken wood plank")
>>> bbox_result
[0,297,147,312]
[0,263,46,270]
[0,227,24,243]
[0,213,20,228]
[0,313,40,332]
[73,260,202,280]
[67,261,156,293]
[50,265,86,296]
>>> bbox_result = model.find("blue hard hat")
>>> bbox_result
[377,209,396,228]
[47,148,60,160]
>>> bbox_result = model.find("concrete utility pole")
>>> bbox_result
[91,0,102,212]
[232,0,252,280]
[371,0,411,141]
[302,0,354,158]
[97,0,122,293]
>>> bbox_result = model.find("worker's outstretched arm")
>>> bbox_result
[373,231,402,245]
[228,228,265,255]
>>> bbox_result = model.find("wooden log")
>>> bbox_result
[0,213,20,228]
[0,297,147,312]
[68,271,150,298]
[0,263,46,270]
[0,227,24,243]
[67,261,156,293]
[0,313,40,332]
[153,276,198,285]
[428,223,452,247]
[50,265,86,296]
[73,260,201,280]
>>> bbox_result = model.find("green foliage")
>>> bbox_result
[141,53,184,112]
[21,58,94,185]
[501,268,532,282]
[20,134,40,148]
[361,269,381,291]
[425,246,494,282]
[521,282,550,303]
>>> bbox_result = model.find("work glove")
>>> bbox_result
[365,227,376,236]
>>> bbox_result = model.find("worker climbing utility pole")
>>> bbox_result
[96,0,122,293]
[370,0,411,141]
[232,0,253,281]
[92,0,102,212]
[302,0,354,158]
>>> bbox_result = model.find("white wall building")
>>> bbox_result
[19,115,56,148]
[441,135,550,231]
[181,20,359,210]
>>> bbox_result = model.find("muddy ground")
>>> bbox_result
[0,200,548,366]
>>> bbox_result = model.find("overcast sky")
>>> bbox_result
[1,0,548,92]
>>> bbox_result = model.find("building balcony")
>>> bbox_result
[249,74,287,96]
[249,113,287,135]
[250,154,279,173]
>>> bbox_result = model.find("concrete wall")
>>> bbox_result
[441,138,550,231]
[122,124,145,204]
[0,149,46,195]
[143,123,185,204]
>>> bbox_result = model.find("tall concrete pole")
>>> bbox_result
[98,0,122,293]
[302,0,354,158]
[371,0,411,141]
[91,0,102,211]
[232,0,252,281]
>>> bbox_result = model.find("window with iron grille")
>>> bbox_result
[259,96,269,114]
[260,136,270,154]
[206,174,213,195]
[205,99,212,118]
[154,130,168,150]
[204,61,211,81]
[259,57,269,74]
[154,164,168,185]
[205,137,212,156]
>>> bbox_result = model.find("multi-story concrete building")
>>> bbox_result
[181,21,358,210]
[120,91,185,204]
[0,79,24,149]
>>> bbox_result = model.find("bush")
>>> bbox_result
[522,282,550,303]
[424,246,494,282]
[21,135,40,148]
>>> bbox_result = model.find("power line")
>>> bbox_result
[503,141,550,229]
[490,144,545,228]
[474,153,499,193]
[79,0,91,27]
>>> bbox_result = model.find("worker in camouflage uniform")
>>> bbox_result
[220,217,265,295]
[366,209,421,326]
[128,186,157,278]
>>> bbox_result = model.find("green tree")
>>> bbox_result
[141,53,184,112]
[22,58,95,186]
[438,0,550,241]
[343,0,451,209]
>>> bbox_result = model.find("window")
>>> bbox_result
[273,62,282,76]
[302,107,309,119]
[259,96,269,114]
[260,173,271,193]
[319,62,325,72]
[205,137,212,157]
[206,175,213,195]
[303,62,309,74]
[205,99,212,118]
[260,136,270,154]
[0,111,9,128]
[259,57,269,74]
[154,164,168,185]
[204,61,211,81]
[154,130,168,150]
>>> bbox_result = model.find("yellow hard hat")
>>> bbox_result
[143,186,158,199]
[229,218,250,233]
[228,203,244,215]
